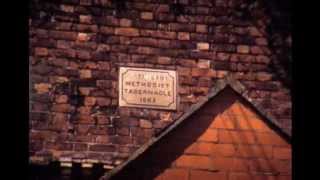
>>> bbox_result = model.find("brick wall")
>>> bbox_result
[29,0,291,168]
[110,88,291,180]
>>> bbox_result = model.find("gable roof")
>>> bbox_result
[100,74,291,180]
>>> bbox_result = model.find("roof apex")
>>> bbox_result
[100,74,291,180]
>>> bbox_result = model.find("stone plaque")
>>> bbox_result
[119,67,177,110]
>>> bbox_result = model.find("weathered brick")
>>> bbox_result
[256,72,272,81]
[55,95,68,103]
[140,29,176,39]
[140,119,152,129]
[119,18,132,27]
[89,145,115,152]
[157,56,172,65]
[49,31,77,41]
[51,104,73,113]
[251,46,264,54]
[79,15,92,24]
[140,12,153,20]
[191,68,210,77]
[196,24,208,33]
[248,26,263,37]
[100,26,114,34]
[77,33,90,42]
[256,38,268,45]
[96,97,111,106]
[178,32,190,40]
[198,59,211,68]
[216,53,230,61]
[197,42,210,50]
[237,45,250,54]
[79,69,92,79]
[60,4,74,13]
[84,97,96,106]
[177,58,197,67]
[34,83,52,94]
[35,47,48,56]
[115,28,139,37]
[256,55,271,64]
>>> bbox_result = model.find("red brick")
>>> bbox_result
[236,145,273,158]
[79,69,92,79]
[115,27,139,37]
[119,18,132,27]
[216,70,228,78]
[256,38,268,45]
[197,59,211,69]
[218,130,256,144]
[141,12,153,20]
[34,83,51,94]
[177,58,197,67]
[232,158,251,171]
[210,144,236,157]
[35,47,48,56]
[51,104,73,113]
[175,155,213,170]
[177,67,191,76]
[197,42,209,50]
[185,142,212,155]
[96,97,111,106]
[77,33,90,41]
[229,173,252,180]
[89,144,115,152]
[236,116,272,132]
[256,55,271,64]
[60,4,74,13]
[140,30,176,39]
[100,26,114,34]
[273,147,291,160]
[55,95,68,103]
[255,132,289,146]
[211,157,234,171]
[79,15,92,24]
[49,31,77,41]
[140,119,152,129]
[237,45,250,54]
[248,27,263,37]
[251,46,264,54]
[256,72,273,81]
[84,97,96,106]
[198,129,218,142]
[190,170,227,180]
[227,101,258,117]
[191,68,210,77]
[178,32,190,40]
[157,56,172,65]
[196,24,208,33]
[210,114,236,130]
[156,169,188,180]
[95,135,109,144]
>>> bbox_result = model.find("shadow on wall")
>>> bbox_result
[109,87,290,180]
